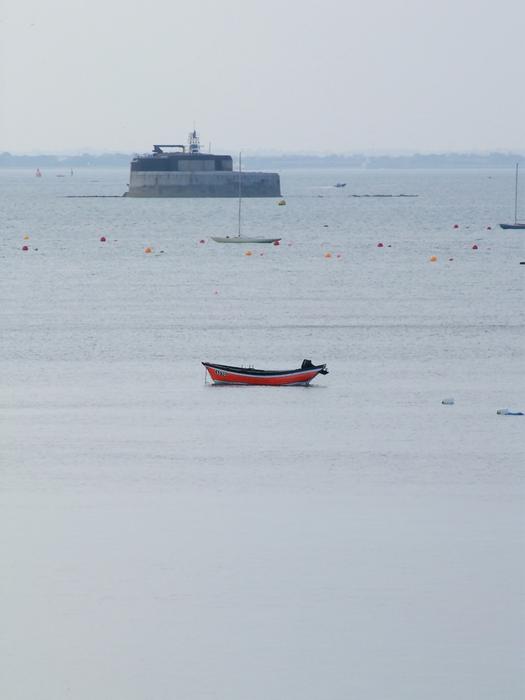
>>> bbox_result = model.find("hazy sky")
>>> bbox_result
[1,0,524,154]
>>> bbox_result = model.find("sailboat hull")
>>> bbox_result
[211,236,281,243]
[499,223,525,230]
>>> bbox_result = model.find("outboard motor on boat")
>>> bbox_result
[301,358,329,375]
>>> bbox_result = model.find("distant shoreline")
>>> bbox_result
[0,152,523,170]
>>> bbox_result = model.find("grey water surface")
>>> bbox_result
[1,168,524,699]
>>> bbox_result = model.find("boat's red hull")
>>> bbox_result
[203,363,326,386]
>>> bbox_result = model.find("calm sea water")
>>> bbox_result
[1,167,524,699]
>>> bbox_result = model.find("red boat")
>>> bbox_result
[203,359,328,386]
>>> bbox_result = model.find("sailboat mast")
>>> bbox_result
[515,163,519,225]
[238,152,242,237]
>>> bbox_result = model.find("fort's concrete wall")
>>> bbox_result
[126,171,281,197]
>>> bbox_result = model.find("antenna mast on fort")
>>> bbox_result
[188,129,201,154]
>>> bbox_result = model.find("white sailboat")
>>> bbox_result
[211,153,281,244]
[500,163,525,229]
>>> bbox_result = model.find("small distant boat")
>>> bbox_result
[212,153,281,244]
[500,163,525,229]
[35,168,42,177]
[203,359,328,386]
[211,235,281,243]
[334,182,346,188]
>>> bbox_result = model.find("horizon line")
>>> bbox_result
[2,148,525,158]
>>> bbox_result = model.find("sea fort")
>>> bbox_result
[125,130,281,198]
